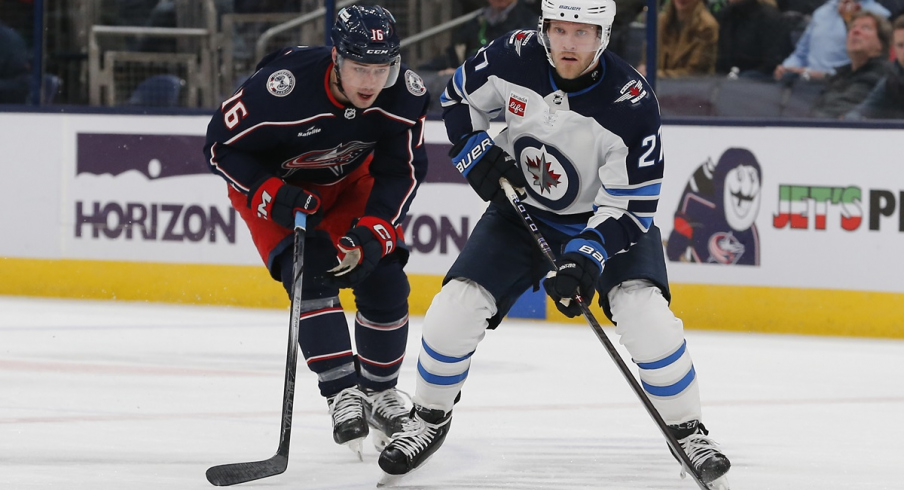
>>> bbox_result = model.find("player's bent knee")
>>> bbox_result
[609,280,685,360]
[422,278,497,357]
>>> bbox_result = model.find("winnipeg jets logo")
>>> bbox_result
[514,137,580,211]
[283,140,374,175]
[267,69,295,97]
[525,152,561,194]
[614,80,646,104]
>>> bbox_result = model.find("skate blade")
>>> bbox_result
[376,472,404,487]
[707,475,730,490]
[375,450,439,487]
[345,438,365,462]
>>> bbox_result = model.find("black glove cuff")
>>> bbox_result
[448,131,484,158]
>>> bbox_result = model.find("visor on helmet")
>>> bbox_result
[335,53,401,89]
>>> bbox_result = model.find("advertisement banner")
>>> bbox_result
[658,125,904,294]
[1,112,902,334]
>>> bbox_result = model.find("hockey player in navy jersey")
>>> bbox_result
[378,0,731,487]
[203,5,429,460]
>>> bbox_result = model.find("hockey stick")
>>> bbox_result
[499,178,711,490]
[206,212,308,486]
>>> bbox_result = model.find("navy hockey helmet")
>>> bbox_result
[331,5,402,87]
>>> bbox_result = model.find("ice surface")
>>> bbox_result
[2,296,903,489]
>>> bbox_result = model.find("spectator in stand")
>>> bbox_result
[638,0,719,78]
[878,0,904,19]
[609,0,647,63]
[774,0,890,83]
[845,14,904,118]
[419,0,538,74]
[0,0,33,43]
[812,10,891,117]
[0,18,30,104]
[715,0,792,78]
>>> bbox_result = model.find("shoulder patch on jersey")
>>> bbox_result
[508,92,528,116]
[614,79,647,104]
[267,69,296,97]
[507,30,536,57]
[404,70,427,97]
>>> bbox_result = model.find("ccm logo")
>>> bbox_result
[578,244,605,264]
[373,223,394,255]
[257,190,273,219]
[454,137,493,173]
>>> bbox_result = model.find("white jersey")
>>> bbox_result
[441,30,664,257]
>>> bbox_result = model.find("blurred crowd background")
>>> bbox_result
[1,0,903,120]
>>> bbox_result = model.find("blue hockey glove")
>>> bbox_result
[327,216,398,288]
[542,236,607,318]
[251,177,321,230]
[449,131,527,205]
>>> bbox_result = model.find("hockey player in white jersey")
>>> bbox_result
[378,0,731,487]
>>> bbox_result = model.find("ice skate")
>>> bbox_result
[362,387,414,450]
[327,386,369,461]
[376,405,452,487]
[669,420,731,489]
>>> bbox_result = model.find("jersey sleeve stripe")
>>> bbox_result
[223,113,335,145]
[362,107,417,125]
[602,182,662,197]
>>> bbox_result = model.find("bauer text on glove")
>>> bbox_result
[542,236,607,318]
[449,130,527,204]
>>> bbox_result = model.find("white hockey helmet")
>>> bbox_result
[538,0,617,70]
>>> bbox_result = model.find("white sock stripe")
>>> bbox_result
[300,307,345,321]
[356,313,409,331]
[359,352,405,367]
[305,349,353,364]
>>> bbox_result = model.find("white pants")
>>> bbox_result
[414,278,703,424]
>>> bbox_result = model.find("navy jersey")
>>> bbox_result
[441,30,664,259]
[204,46,430,226]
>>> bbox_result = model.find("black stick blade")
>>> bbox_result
[206,455,288,486]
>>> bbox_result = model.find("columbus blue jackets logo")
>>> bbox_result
[666,148,763,266]
[266,69,295,97]
[405,70,427,96]
[282,140,375,171]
